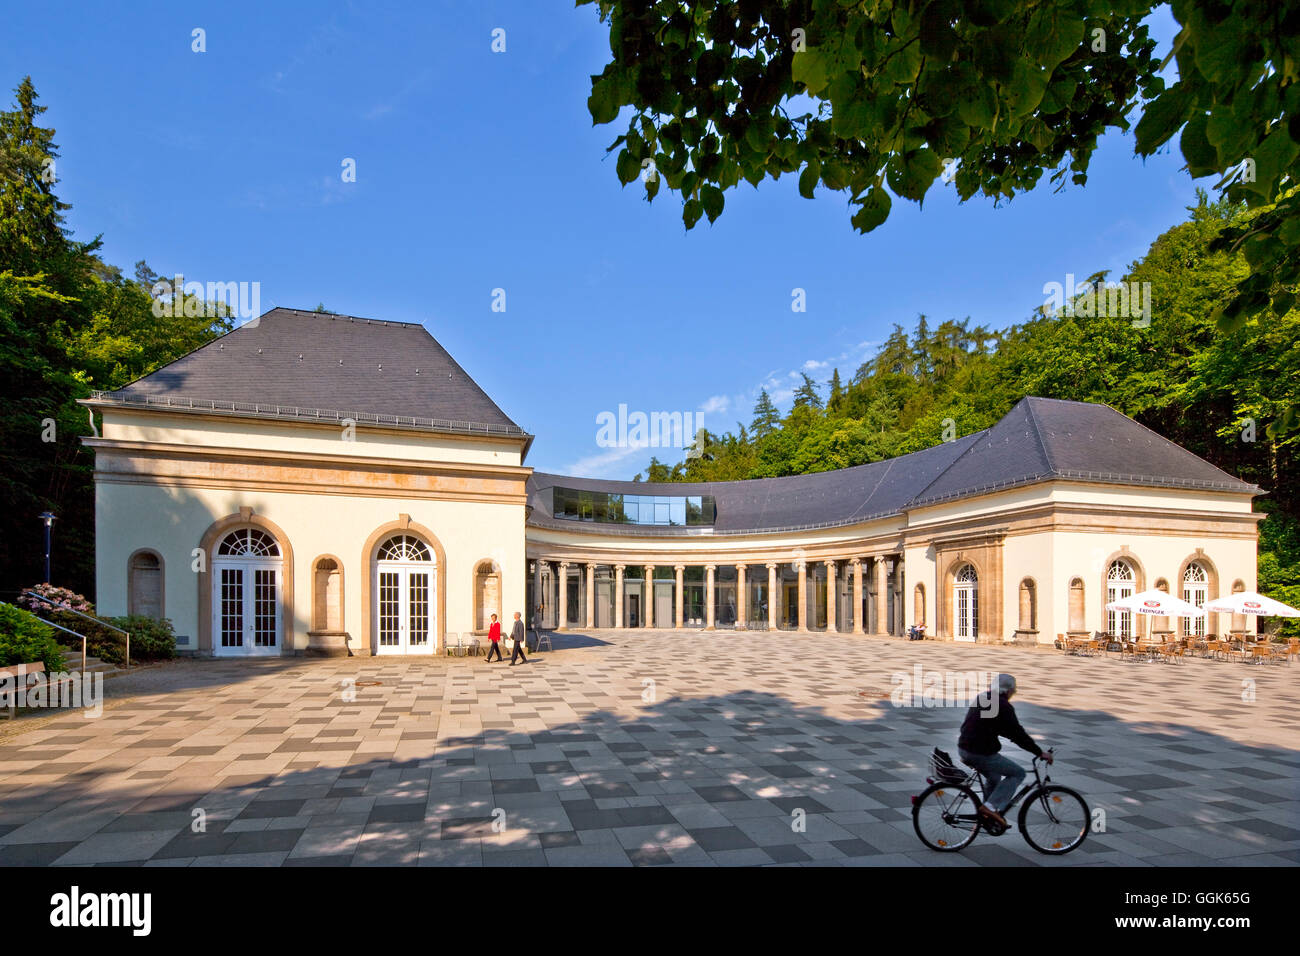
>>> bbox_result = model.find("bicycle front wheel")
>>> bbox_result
[1018,785,1090,854]
[912,782,981,852]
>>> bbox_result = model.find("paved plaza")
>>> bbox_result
[0,630,1296,867]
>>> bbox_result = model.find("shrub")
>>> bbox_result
[0,603,67,673]
[105,615,176,661]
[43,609,124,664]
[16,584,94,616]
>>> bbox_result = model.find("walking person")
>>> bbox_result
[509,611,529,665]
[484,613,503,662]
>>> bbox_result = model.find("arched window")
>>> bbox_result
[954,564,978,641]
[913,583,926,627]
[1068,578,1085,632]
[128,551,163,619]
[1106,560,1136,639]
[218,528,280,557]
[1182,563,1209,637]
[377,535,430,562]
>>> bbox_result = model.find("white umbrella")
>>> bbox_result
[1105,589,1204,617]
[1204,591,1300,617]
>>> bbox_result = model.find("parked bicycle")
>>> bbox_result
[911,747,1090,854]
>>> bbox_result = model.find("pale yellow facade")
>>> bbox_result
[86,403,1261,657]
[89,405,528,656]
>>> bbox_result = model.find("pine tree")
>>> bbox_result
[750,389,780,437]
[828,368,844,413]
[791,372,823,411]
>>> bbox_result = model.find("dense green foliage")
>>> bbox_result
[103,614,177,662]
[16,586,176,663]
[637,194,1300,633]
[581,0,1299,332]
[0,602,66,672]
[0,77,232,598]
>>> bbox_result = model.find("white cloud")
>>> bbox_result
[561,442,649,478]
[699,394,730,414]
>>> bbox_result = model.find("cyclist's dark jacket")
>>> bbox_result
[958,694,1043,757]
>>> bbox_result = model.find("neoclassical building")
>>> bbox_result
[83,308,1262,656]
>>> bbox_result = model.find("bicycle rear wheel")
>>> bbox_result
[1018,785,1090,854]
[912,781,980,852]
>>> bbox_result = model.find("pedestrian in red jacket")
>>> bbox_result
[484,613,503,662]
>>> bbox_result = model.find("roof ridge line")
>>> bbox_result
[1022,396,1057,475]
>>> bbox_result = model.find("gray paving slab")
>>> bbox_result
[0,629,1292,867]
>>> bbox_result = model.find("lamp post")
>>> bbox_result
[39,511,56,583]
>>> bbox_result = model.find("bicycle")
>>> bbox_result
[911,747,1090,855]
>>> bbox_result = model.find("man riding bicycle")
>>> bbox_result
[958,673,1052,829]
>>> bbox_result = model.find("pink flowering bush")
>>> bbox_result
[16,584,95,616]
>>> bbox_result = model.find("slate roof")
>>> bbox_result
[87,308,528,439]
[528,397,1259,535]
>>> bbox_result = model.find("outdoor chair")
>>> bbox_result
[536,629,553,652]
[1157,639,1185,664]
[444,633,463,657]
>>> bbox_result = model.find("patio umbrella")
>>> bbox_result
[1105,589,1204,617]
[1204,591,1300,617]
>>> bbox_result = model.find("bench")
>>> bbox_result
[0,662,47,718]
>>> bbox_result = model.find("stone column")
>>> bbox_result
[644,565,655,627]
[674,565,684,629]
[557,561,569,630]
[851,558,864,634]
[825,560,838,634]
[796,560,808,632]
[533,559,543,624]
[873,557,888,635]
[735,564,748,630]
[586,563,595,628]
[614,564,625,629]
[705,564,716,630]
[767,563,778,629]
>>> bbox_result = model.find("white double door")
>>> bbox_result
[214,560,282,656]
[375,563,435,655]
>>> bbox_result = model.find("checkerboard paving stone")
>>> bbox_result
[0,630,1296,866]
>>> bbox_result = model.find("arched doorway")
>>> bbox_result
[212,528,283,657]
[1181,562,1209,637]
[953,564,978,642]
[1106,560,1136,639]
[374,534,436,655]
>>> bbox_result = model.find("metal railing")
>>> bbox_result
[20,591,130,670]
[86,390,528,438]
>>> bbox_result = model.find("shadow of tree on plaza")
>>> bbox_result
[0,645,1295,867]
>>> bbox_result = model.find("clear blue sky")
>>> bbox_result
[2,1,1198,478]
